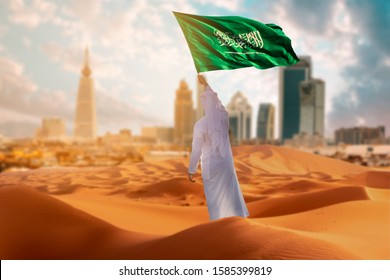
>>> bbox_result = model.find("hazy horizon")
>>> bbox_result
[0,0,389,139]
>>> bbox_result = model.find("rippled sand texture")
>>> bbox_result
[1,145,389,259]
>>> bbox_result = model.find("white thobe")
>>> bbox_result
[188,117,249,220]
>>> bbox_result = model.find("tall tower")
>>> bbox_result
[279,56,311,143]
[174,80,194,147]
[256,103,275,142]
[74,47,97,141]
[226,91,252,144]
[299,79,325,136]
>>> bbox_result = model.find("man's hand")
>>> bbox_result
[197,74,208,87]
[188,173,196,182]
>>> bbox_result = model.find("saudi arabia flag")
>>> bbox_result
[173,11,299,73]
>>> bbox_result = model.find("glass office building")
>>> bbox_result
[256,103,275,141]
[279,56,311,143]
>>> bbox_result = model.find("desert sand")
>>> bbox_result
[0,145,389,259]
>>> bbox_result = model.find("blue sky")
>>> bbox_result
[0,0,389,139]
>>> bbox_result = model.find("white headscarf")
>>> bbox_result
[200,86,229,158]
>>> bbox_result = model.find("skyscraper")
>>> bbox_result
[300,79,325,136]
[256,103,275,142]
[279,56,311,143]
[226,91,252,144]
[74,47,97,141]
[174,80,194,146]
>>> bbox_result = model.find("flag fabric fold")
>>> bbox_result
[173,11,299,73]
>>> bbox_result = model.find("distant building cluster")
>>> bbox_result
[35,118,66,141]
[2,48,389,172]
[101,129,132,145]
[173,77,259,146]
[141,127,173,144]
[335,126,385,145]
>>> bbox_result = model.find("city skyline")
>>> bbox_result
[0,0,389,139]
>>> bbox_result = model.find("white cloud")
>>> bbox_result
[0,56,73,138]
[160,0,197,14]
[8,0,57,29]
[356,116,366,126]
[0,106,40,123]
[269,0,358,68]
[0,55,72,121]
[41,42,124,80]
[132,93,152,104]
[41,42,82,73]
[65,0,102,23]
[384,56,390,67]
[144,45,191,72]
[194,0,243,12]
[331,0,359,35]
[348,90,359,108]
[22,36,31,49]
[49,0,185,70]
[0,56,36,92]
[95,88,159,135]
[0,23,9,37]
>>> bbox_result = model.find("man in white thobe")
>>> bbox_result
[188,75,249,220]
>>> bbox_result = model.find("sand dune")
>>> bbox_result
[0,186,358,260]
[248,185,369,218]
[0,145,389,259]
[340,170,390,189]
[123,217,359,260]
[125,178,206,206]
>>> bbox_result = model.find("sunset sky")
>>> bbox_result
[0,0,389,139]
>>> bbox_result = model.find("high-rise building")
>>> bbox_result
[74,47,97,141]
[299,79,325,136]
[195,76,207,121]
[256,103,275,141]
[335,126,385,145]
[279,56,311,143]
[174,80,194,146]
[226,91,252,144]
[36,118,66,141]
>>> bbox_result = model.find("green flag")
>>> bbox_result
[173,11,299,73]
